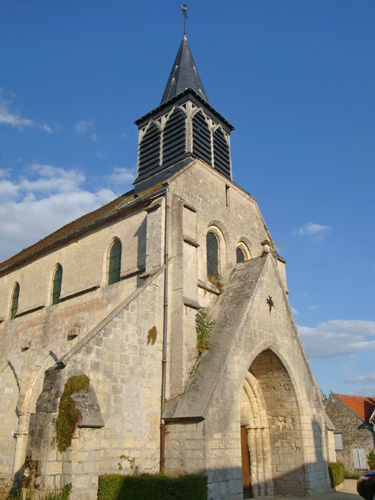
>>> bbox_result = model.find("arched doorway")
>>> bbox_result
[240,349,305,498]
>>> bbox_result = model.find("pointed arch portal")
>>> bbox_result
[240,349,305,498]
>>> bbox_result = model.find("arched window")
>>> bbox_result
[206,232,219,278]
[52,264,63,305]
[10,283,20,320]
[236,247,245,264]
[108,239,122,285]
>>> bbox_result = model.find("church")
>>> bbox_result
[0,32,334,500]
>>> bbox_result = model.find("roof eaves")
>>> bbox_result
[0,184,168,276]
[135,88,234,131]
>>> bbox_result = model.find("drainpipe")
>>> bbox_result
[160,185,169,471]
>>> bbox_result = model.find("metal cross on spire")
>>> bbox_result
[181,4,188,36]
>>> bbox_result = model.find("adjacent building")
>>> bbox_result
[326,393,375,473]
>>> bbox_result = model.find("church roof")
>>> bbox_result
[160,35,208,104]
[334,393,375,423]
[0,183,164,275]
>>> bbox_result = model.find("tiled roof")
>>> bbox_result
[0,182,164,274]
[335,393,375,422]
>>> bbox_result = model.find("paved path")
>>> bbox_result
[264,479,359,499]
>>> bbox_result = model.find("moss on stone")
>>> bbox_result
[56,375,89,452]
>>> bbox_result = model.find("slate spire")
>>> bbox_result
[160,35,208,104]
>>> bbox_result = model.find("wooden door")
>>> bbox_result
[241,426,251,498]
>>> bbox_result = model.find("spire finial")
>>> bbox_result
[181,4,188,36]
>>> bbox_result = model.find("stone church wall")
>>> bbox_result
[20,267,164,499]
[0,209,147,320]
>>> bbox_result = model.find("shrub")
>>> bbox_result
[368,450,375,470]
[98,473,207,500]
[328,462,345,488]
[56,375,89,452]
[345,471,361,479]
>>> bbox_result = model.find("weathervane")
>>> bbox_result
[181,4,188,36]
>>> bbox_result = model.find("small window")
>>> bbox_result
[10,283,20,320]
[206,232,219,278]
[352,448,367,469]
[236,247,245,264]
[52,264,63,305]
[108,239,122,285]
[334,433,343,450]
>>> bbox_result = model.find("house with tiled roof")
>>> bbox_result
[326,393,375,473]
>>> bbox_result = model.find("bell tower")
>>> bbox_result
[134,35,235,192]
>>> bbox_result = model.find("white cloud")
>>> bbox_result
[74,119,94,134]
[298,320,375,359]
[96,151,109,160]
[345,374,375,384]
[73,120,99,141]
[106,167,136,191]
[0,89,53,133]
[297,222,331,240]
[0,164,135,262]
[291,307,299,316]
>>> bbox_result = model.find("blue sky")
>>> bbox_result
[1,0,374,397]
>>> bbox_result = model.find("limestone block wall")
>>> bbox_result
[21,268,164,500]
[0,364,19,497]
[164,256,331,500]
[0,209,147,320]
[169,160,269,282]
[325,395,374,473]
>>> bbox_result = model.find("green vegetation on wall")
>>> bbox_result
[195,308,215,357]
[56,375,89,452]
[98,473,207,500]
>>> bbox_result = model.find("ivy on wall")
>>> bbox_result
[56,375,89,452]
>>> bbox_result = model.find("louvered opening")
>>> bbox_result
[162,108,186,168]
[138,123,161,177]
[213,128,231,178]
[193,111,211,165]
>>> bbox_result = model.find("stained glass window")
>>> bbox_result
[236,247,245,264]
[52,264,63,305]
[108,239,122,285]
[206,232,219,278]
[10,283,20,320]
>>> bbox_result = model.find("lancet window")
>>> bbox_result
[108,239,122,285]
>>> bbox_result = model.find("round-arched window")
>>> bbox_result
[10,282,20,320]
[206,232,219,278]
[52,264,63,305]
[108,239,122,285]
